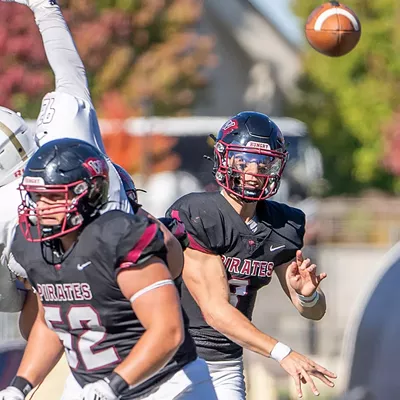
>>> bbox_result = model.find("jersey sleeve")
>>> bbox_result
[166,194,227,255]
[112,214,167,273]
[157,217,189,251]
[269,202,306,266]
[32,1,91,103]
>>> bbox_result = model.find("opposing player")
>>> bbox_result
[0,0,134,315]
[0,108,37,312]
[0,0,141,331]
[0,138,217,400]
[1,0,132,214]
[167,111,337,399]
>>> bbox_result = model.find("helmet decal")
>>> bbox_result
[221,119,239,137]
[83,158,108,178]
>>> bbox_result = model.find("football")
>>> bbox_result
[305,1,361,57]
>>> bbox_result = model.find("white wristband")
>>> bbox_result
[270,342,291,362]
[297,291,320,308]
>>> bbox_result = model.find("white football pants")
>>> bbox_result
[61,357,217,400]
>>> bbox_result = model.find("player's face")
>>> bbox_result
[32,191,74,226]
[228,151,283,189]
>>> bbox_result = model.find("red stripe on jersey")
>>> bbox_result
[171,210,213,254]
[173,221,186,239]
[122,223,158,266]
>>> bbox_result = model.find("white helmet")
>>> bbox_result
[0,106,38,186]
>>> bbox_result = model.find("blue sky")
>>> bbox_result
[249,0,303,46]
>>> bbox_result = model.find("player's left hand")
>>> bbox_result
[287,250,327,297]
[81,380,119,400]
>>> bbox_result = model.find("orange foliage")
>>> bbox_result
[99,92,180,175]
[0,0,215,175]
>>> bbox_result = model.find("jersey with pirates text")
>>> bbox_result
[167,191,305,361]
[11,211,197,398]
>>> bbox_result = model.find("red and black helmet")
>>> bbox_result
[212,111,288,202]
[18,138,109,242]
[112,162,144,213]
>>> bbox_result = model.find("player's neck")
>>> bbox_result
[60,232,79,252]
[222,190,257,223]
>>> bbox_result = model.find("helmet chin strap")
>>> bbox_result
[41,225,61,239]
[40,212,84,239]
[242,189,261,203]
[230,174,279,202]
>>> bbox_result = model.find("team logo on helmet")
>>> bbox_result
[221,119,238,136]
[83,158,108,178]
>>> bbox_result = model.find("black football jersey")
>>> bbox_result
[11,211,197,398]
[167,191,305,361]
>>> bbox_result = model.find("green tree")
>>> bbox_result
[291,0,400,194]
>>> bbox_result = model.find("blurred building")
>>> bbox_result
[196,0,302,117]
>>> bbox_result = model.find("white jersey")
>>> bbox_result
[35,91,131,213]
[0,1,133,312]
[32,1,132,214]
[0,180,26,312]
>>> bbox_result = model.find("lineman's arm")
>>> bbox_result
[115,256,184,386]
[14,295,64,387]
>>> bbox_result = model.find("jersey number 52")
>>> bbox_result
[44,305,119,371]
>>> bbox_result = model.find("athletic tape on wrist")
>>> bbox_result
[297,291,320,308]
[270,342,291,362]
[104,372,129,396]
[10,376,33,396]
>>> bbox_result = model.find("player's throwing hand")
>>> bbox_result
[280,350,337,398]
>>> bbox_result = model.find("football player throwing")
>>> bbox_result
[167,111,337,399]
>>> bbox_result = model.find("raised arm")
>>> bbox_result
[32,0,90,101]
[3,0,91,102]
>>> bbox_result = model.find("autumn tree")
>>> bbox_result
[291,0,400,194]
[0,0,215,173]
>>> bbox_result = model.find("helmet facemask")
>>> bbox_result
[214,141,287,202]
[18,177,108,242]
